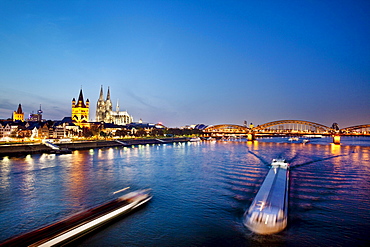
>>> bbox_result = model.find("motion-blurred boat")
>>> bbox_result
[243,159,289,234]
[0,189,152,246]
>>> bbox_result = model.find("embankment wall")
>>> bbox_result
[0,138,188,156]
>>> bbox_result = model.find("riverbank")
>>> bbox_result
[0,138,189,156]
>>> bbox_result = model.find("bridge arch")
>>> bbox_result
[340,124,370,134]
[252,120,334,133]
[204,124,249,133]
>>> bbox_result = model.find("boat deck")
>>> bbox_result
[244,160,289,234]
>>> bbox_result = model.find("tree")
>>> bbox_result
[115,129,129,137]
[82,127,93,138]
[100,131,108,138]
[134,128,147,137]
[150,128,164,137]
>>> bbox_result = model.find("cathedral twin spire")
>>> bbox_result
[97,86,119,114]
[96,86,132,124]
[99,85,111,102]
[99,85,111,99]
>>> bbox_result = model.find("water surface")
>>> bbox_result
[1,137,369,246]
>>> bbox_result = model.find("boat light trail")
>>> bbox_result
[113,187,130,195]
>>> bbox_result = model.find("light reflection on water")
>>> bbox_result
[0,138,369,246]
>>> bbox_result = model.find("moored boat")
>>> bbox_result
[189,137,201,142]
[0,189,152,246]
[288,137,299,141]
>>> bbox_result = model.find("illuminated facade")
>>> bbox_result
[28,105,43,122]
[12,104,24,121]
[72,89,90,128]
[96,86,133,125]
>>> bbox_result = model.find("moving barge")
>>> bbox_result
[0,189,152,247]
[243,159,289,234]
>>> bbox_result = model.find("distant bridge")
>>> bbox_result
[204,124,248,134]
[340,124,370,134]
[252,120,334,134]
[203,120,370,136]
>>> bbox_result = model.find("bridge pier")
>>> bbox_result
[333,135,341,145]
[247,133,256,141]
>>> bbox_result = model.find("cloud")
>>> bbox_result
[126,89,157,109]
[0,86,70,120]
[0,99,15,111]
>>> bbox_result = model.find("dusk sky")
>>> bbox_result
[0,0,369,128]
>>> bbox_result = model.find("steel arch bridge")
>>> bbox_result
[204,121,370,136]
[340,124,370,134]
[252,120,334,133]
[204,120,336,135]
[204,124,249,134]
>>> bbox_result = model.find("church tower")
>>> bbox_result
[104,86,113,123]
[72,89,90,127]
[96,85,106,122]
[13,104,24,121]
[105,87,112,112]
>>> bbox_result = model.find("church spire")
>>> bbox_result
[77,88,86,107]
[106,86,111,101]
[16,104,23,114]
[116,99,119,112]
[99,85,104,101]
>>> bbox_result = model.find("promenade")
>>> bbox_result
[0,138,189,156]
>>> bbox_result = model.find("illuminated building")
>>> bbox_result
[96,86,133,125]
[12,104,24,121]
[29,105,43,122]
[0,123,12,138]
[72,89,90,128]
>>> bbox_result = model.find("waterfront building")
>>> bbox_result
[17,124,31,139]
[53,118,81,138]
[30,123,49,139]
[96,86,133,125]
[0,122,20,139]
[125,119,165,137]
[0,123,11,139]
[72,89,90,128]
[12,104,24,121]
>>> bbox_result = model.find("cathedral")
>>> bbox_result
[96,86,133,125]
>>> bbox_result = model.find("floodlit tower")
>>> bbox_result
[13,104,24,121]
[72,88,90,127]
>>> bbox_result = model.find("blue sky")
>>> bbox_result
[0,0,369,128]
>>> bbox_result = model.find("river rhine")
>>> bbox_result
[1,136,369,246]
